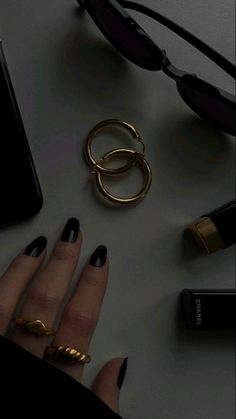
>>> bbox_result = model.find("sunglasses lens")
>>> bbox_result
[86,0,162,70]
[177,75,236,136]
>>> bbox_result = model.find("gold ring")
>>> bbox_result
[15,318,55,336]
[84,119,145,175]
[45,346,91,364]
[95,148,152,204]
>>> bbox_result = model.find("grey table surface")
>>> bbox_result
[0,1,235,418]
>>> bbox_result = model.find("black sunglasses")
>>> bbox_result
[77,0,236,137]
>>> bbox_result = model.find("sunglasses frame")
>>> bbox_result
[78,0,236,136]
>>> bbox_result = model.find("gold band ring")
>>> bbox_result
[95,148,152,204]
[45,346,91,364]
[15,318,55,336]
[84,119,145,175]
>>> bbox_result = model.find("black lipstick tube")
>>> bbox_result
[182,289,236,330]
[188,200,236,254]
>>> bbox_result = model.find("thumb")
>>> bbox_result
[92,358,128,413]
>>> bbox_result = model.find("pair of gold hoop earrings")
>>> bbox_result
[84,119,152,205]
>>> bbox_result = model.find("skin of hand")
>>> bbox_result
[0,217,128,414]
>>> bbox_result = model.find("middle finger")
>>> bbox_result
[10,217,81,358]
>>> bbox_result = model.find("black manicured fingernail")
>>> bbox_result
[90,245,107,267]
[61,218,80,243]
[117,358,128,389]
[24,236,47,257]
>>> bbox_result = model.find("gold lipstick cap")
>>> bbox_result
[188,217,225,254]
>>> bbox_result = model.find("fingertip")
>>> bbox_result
[92,357,128,414]
[23,236,47,258]
[60,218,80,244]
[89,245,107,268]
[117,357,128,389]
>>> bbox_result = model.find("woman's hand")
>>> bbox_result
[0,218,127,414]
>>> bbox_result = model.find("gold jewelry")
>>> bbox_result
[96,148,152,204]
[84,119,152,205]
[45,345,91,364]
[15,318,55,336]
[84,119,145,175]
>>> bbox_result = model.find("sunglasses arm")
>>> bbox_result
[119,0,236,79]
[160,54,187,80]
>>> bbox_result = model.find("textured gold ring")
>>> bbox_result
[15,318,55,336]
[96,148,152,204]
[84,119,145,175]
[45,346,91,364]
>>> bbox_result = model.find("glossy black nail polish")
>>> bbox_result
[24,236,47,257]
[117,358,128,389]
[61,218,80,243]
[90,245,107,267]
[188,200,236,254]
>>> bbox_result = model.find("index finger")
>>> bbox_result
[0,237,47,335]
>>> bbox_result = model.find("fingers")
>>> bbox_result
[92,358,128,414]
[47,245,108,381]
[10,218,82,358]
[0,222,127,417]
[0,237,47,336]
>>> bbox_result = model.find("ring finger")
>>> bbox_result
[10,217,81,358]
[46,245,108,382]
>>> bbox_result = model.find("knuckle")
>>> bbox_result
[9,256,30,272]
[81,269,108,289]
[29,286,60,310]
[65,306,97,334]
[52,245,77,264]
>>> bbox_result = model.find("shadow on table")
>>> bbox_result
[151,113,234,185]
[51,7,142,118]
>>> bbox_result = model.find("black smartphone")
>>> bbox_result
[0,43,43,228]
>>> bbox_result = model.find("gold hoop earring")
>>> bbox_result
[95,148,152,205]
[84,119,145,175]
